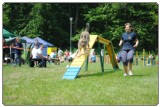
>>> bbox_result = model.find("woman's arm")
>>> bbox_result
[119,39,123,46]
[133,38,139,48]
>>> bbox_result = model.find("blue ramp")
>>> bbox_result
[62,66,81,80]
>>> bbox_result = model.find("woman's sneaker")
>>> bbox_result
[128,71,133,76]
[123,73,127,76]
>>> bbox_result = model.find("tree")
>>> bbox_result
[84,3,158,52]
[3,3,158,53]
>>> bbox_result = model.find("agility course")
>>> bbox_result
[63,35,119,80]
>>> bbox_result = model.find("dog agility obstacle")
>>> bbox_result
[62,35,119,80]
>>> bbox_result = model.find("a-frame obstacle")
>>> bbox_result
[62,35,119,80]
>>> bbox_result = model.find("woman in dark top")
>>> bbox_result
[119,23,139,76]
[14,38,23,67]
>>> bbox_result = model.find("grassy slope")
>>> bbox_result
[2,60,158,105]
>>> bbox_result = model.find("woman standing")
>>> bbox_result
[119,23,139,76]
[14,38,23,67]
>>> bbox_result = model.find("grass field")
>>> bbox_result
[2,59,159,105]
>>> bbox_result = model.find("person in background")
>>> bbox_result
[32,45,39,59]
[31,45,39,66]
[89,49,96,63]
[68,49,78,62]
[119,23,139,76]
[64,49,70,61]
[37,45,47,67]
[101,49,104,57]
[89,49,95,63]
[3,38,7,63]
[148,54,153,60]
[31,39,40,49]
[10,43,15,63]
[58,48,63,62]
[50,50,57,59]
[3,37,5,46]
[91,50,96,63]
[147,54,153,66]
[13,38,23,67]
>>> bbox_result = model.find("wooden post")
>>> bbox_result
[110,44,117,69]
[98,39,104,73]
[153,59,155,65]
[143,49,146,66]
[102,44,106,67]
[85,56,89,71]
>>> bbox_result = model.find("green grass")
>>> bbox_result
[2,60,158,105]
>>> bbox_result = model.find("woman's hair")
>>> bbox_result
[125,23,134,31]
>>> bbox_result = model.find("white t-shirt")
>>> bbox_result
[37,48,42,54]
[32,47,38,59]
[58,50,63,56]
[50,52,56,58]
[37,48,43,58]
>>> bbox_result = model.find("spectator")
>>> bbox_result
[147,54,153,66]
[13,38,23,67]
[37,45,47,67]
[31,39,41,49]
[90,49,96,63]
[32,45,39,59]
[64,49,70,61]
[148,54,153,60]
[31,45,39,66]
[68,50,78,62]
[101,49,104,57]
[58,48,63,62]
[3,38,7,63]
[50,50,57,59]
[11,43,15,62]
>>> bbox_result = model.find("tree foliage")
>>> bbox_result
[3,3,158,52]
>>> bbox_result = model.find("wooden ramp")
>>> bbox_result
[97,36,119,69]
[62,35,98,80]
[62,35,118,80]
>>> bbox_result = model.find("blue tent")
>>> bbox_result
[5,37,26,45]
[21,36,35,44]
[21,36,36,61]
[33,37,53,47]
[33,37,54,56]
